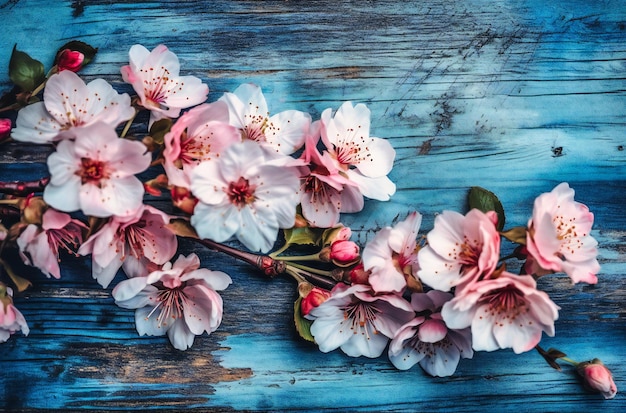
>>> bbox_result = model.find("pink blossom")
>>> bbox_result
[320,101,396,202]
[577,359,618,399]
[0,286,29,342]
[56,49,84,72]
[301,287,331,316]
[12,70,134,144]
[219,83,311,155]
[525,183,600,284]
[190,140,300,253]
[363,212,422,294]
[121,44,209,126]
[17,208,86,279]
[0,118,11,142]
[298,131,358,227]
[388,290,473,377]
[418,209,500,293]
[43,122,151,218]
[305,283,414,358]
[78,205,178,288]
[441,272,560,354]
[112,253,231,350]
[162,101,240,188]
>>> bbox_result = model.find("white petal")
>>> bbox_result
[167,320,196,350]
[12,102,61,143]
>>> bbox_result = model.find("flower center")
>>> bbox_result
[146,288,188,328]
[479,284,528,324]
[341,301,380,336]
[553,212,586,257]
[47,223,83,256]
[141,65,174,109]
[242,121,267,142]
[226,177,256,208]
[179,131,211,166]
[335,127,372,166]
[78,158,109,185]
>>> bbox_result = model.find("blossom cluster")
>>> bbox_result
[0,41,616,398]
[301,183,601,378]
[0,43,395,350]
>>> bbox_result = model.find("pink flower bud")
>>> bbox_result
[56,49,85,72]
[329,240,360,266]
[0,118,11,142]
[577,359,617,399]
[171,186,198,215]
[301,287,331,316]
[349,263,371,285]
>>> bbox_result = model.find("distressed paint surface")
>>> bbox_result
[0,0,625,411]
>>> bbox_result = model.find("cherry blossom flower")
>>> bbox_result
[418,209,500,293]
[78,205,178,288]
[306,283,414,358]
[320,101,396,202]
[298,131,358,227]
[162,101,240,189]
[363,211,422,294]
[218,83,311,154]
[17,208,86,279]
[190,140,300,253]
[43,122,151,218]
[0,286,29,342]
[577,359,618,399]
[525,183,600,284]
[112,253,231,351]
[121,44,209,125]
[11,70,134,144]
[441,271,560,354]
[388,290,473,377]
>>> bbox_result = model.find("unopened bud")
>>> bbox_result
[171,186,198,215]
[329,240,360,267]
[56,49,85,72]
[577,358,618,399]
[293,213,309,228]
[20,196,47,225]
[322,225,352,246]
[0,118,11,142]
[301,287,331,316]
[349,263,370,285]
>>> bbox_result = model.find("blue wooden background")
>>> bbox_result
[0,0,625,411]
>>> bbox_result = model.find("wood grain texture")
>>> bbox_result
[0,0,625,411]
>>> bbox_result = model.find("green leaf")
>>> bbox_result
[55,40,98,67]
[468,186,505,231]
[293,297,315,343]
[283,227,322,247]
[9,45,45,92]
[149,118,173,145]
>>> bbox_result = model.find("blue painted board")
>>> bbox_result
[0,0,624,411]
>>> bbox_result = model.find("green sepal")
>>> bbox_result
[55,40,98,67]
[501,226,527,245]
[166,218,199,239]
[9,45,46,92]
[149,118,173,145]
[468,186,505,231]
[0,259,32,293]
[293,296,315,343]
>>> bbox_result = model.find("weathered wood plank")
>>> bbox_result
[0,0,625,411]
